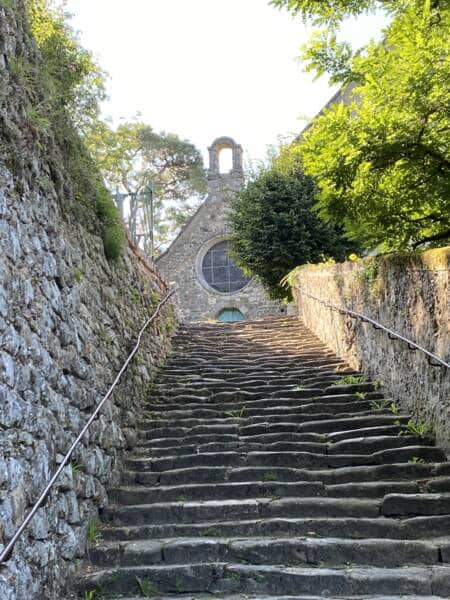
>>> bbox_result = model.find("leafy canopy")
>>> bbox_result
[27,0,106,133]
[270,0,422,25]
[22,0,124,259]
[88,121,206,253]
[228,160,359,300]
[277,1,450,250]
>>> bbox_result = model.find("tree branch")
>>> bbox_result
[412,229,450,248]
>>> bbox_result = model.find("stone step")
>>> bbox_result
[89,536,442,569]
[79,563,450,597]
[133,436,429,460]
[125,462,450,487]
[109,480,325,505]
[125,446,445,472]
[140,403,388,425]
[100,515,450,543]
[136,414,410,440]
[104,594,445,600]
[382,493,450,517]
[136,432,324,451]
[103,497,380,527]
[110,478,431,505]
[145,392,385,412]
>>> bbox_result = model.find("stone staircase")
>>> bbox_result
[78,317,450,599]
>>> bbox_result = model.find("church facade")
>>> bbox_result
[157,137,284,323]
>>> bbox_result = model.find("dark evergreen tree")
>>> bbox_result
[228,165,359,300]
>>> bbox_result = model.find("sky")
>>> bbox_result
[65,0,388,167]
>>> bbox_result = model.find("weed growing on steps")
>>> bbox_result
[373,379,383,390]
[409,456,426,464]
[86,520,102,562]
[403,419,433,439]
[332,375,368,386]
[135,576,157,597]
[369,398,391,411]
[143,410,162,421]
[355,391,367,400]
[262,471,277,482]
[202,527,219,536]
[224,407,247,419]
[389,402,399,415]
[81,591,97,600]
[175,577,184,593]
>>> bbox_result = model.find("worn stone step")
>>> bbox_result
[108,481,325,505]
[79,563,450,597]
[103,497,380,527]
[126,462,450,487]
[139,441,329,458]
[145,392,385,413]
[89,536,440,569]
[382,493,450,517]
[127,446,446,473]
[137,409,403,431]
[138,415,407,440]
[100,515,450,543]
[145,395,380,416]
[136,432,324,451]
[134,436,430,461]
[113,479,426,504]
[104,594,446,600]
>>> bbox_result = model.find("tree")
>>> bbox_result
[228,163,359,300]
[277,2,450,250]
[269,0,443,25]
[88,122,207,254]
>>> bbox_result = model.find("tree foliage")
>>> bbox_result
[27,0,106,133]
[21,0,124,259]
[88,121,206,253]
[228,163,359,300]
[277,1,450,250]
[269,0,431,25]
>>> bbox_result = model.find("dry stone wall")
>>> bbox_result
[293,249,450,451]
[0,4,175,599]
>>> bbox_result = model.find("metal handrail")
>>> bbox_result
[0,286,177,564]
[296,285,450,370]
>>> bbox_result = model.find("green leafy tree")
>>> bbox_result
[269,0,438,25]
[88,122,206,254]
[228,163,359,300]
[27,0,106,134]
[20,0,124,260]
[277,1,450,250]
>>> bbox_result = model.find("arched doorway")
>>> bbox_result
[216,308,245,323]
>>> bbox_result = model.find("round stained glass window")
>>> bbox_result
[201,240,250,294]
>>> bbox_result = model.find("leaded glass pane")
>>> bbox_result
[201,240,250,293]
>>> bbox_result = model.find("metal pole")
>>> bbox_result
[149,183,154,262]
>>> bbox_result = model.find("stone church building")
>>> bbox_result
[157,137,284,323]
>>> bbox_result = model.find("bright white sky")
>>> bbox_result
[65,0,388,166]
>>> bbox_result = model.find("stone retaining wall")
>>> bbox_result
[292,249,450,451]
[0,4,176,598]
